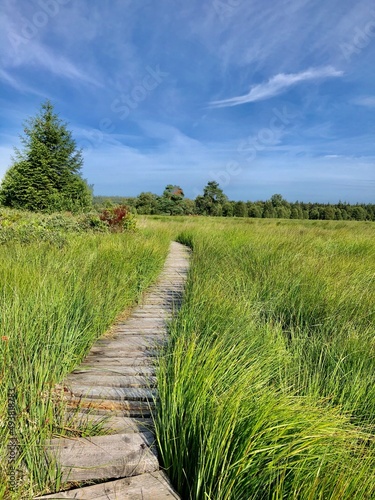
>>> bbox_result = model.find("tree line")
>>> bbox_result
[94,181,375,222]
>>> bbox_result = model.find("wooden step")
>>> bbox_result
[45,433,158,483]
[35,470,179,499]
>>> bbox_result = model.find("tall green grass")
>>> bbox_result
[152,218,375,499]
[0,228,171,498]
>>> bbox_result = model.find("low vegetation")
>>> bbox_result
[152,217,375,499]
[0,210,171,498]
[1,211,374,498]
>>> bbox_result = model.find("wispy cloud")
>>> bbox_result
[352,96,375,108]
[209,66,343,108]
[8,40,104,88]
[0,68,47,96]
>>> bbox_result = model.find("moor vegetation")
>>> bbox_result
[0,211,374,498]
[152,217,375,499]
[0,209,171,498]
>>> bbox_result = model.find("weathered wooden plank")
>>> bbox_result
[64,412,153,433]
[68,385,157,401]
[136,304,166,307]
[124,316,167,321]
[45,433,158,483]
[72,366,156,376]
[106,338,166,348]
[93,336,166,349]
[96,335,166,343]
[35,470,179,499]
[113,328,165,335]
[66,398,154,417]
[82,356,156,366]
[87,347,159,357]
[66,374,156,388]
[131,310,168,316]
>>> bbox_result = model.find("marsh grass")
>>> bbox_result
[151,217,375,499]
[1,213,374,498]
[0,228,171,497]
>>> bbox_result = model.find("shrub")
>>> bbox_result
[99,205,137,232]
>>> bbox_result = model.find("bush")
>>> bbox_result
[0,209,108,246]
[0,208,137,246]
[99,205,137,232]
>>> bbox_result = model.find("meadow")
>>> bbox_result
[152,217,375,499]
[0,212,374,498]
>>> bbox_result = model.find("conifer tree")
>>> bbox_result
[0,100,92,212]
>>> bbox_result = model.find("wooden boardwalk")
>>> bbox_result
[36,241,190,499]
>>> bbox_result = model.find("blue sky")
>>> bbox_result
[1,0,374,203]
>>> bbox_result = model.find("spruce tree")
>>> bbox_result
[0,100,92,212]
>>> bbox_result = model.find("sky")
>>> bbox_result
[0,0,375,203]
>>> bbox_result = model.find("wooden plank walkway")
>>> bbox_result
[36,241,190,499]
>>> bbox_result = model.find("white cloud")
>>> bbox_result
[352,96,375,107]
[210,66,344,108]
[11,40,103,87]
[0,68,47,96]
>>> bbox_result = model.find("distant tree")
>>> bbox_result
[181,198,196,215]
[270,193,284,207]
[159,184,185,215]
[263,201,276,218]
[269,194,290,218]
[233,201,248,217]
[290,203,303,219]
[222,201,234,217]
[309,207,320,220]
[320,205,335,220]
[334,208,343,220]
[135,192,159,214]
[204,181,227,204]
[247,202,263,218]
[350,205,367,221]
[0,100,91,212]
[195,181,228,216]
[275,206,291,219]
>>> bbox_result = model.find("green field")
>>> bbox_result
[0,214,374,498]
[152,217,375,499]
